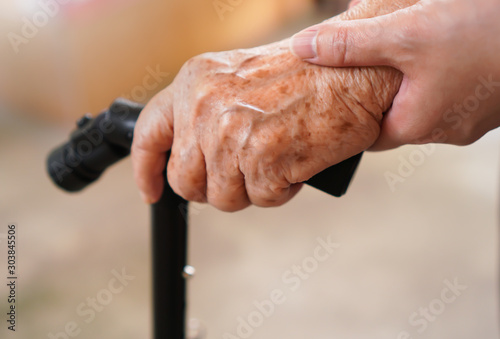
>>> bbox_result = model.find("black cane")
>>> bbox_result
[152,169,188,339]
[46,97,362,339]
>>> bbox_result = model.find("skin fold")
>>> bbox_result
[131,0,419,211]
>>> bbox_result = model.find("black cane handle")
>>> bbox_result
[306,152,363,196]
[47,98,362,196]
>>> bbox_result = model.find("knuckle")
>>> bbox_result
[204,169,250,211]
[319,26,350,65]
[248,118,288,153]
[253,195,288,208]
[205,175,250,212]
[218,111,244,144]
[180,52,222,78]
[332,27,349,64]
[167,160,206,203]
[183,53,204,68]
[247,180,290,208]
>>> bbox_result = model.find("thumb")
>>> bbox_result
[290,10,415,69]
[131,87,174,204]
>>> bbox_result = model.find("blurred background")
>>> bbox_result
[0,0,498,338]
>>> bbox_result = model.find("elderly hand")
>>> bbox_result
[291,0,500,150]
[132,0,417,211]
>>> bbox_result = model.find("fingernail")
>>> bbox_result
[290,28,318,59]
[140,191,154,205]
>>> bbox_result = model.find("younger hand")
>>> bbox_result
[291,0,500,150]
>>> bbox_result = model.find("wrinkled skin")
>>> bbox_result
[294,0,500,150]
[132,0,418,211]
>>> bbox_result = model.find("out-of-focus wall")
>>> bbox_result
[0,0,312,124]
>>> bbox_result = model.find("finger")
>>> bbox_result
[245,176,303,208]
[167,140,208,203]
[131,88,174,204]
[205,159,251,212]
[290,9,416,69]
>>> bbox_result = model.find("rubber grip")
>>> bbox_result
[305,153,363,197]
